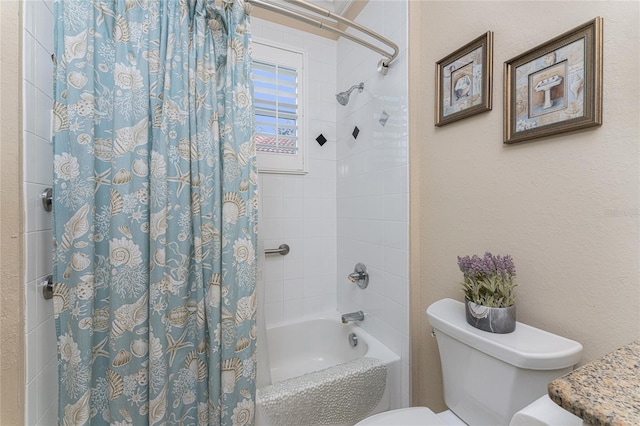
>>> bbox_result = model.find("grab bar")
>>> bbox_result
[265,244,290,256]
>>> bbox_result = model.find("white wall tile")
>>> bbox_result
[383,220,408,250]
[25,378,39,426]
[34,321,52,396]
[303,275,323,297]
[43,0,53,13]
[263,257,284,282]
[25,279,42,333]
[34,88,52,141]
[282,279,305,301]
[265,280,284,304]
[24,3,57,421]
[282,198,303,218]
[34,41,53,98]
[39,138,54,185]
[36,359,57,424]
[260,217,284,241]
[303,198,323,218]
[23,30,35,84]
[252,8,340,321]
[321,217,337,237]
[283,299,307,321]
[301,296,321,315]
[26,327,38,384]
[261,174,283,198]
[282,257,304,280]
[336,0,408,410]
[281,221,304,240]
[35,279,54,329]
[383,247,407,279]
[24,0,35,35]
[303,178,322,198]
[33,1,54,53]
[264,302,284,326]
[281,175,304,198]
[24,82,36,134]
[36,230,53,279]
[303,218,323,238]
[261,197,283,219]
[383,194,408,222]
[37,403,57,426]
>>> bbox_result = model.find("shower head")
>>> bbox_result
[336,82,364,106]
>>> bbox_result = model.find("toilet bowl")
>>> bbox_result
[355,395,582,426]
[356,299,584,426]
[355,407,446,426]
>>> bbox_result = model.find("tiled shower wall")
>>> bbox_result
[336,1,409,408]
[253,1,409,409]
[23,0,58,425]
[252,19,339,326]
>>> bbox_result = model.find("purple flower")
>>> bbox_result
[458,252,516,279]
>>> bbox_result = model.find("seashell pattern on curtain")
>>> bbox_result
[52,0,258,424]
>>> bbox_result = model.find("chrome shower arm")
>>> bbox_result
[344,83,364,96]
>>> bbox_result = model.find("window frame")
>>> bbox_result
[252,38,308,174]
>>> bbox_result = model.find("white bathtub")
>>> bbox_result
[255,312,401,426]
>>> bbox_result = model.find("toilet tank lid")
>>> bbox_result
[426,299,583,370]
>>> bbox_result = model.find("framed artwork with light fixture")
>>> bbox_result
[503,17,603,144]
[435,31,493,127]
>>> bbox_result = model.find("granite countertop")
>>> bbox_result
[548,340,640,426]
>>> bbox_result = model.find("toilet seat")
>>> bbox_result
[355,407,446,426]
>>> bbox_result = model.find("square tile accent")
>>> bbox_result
[352,126,360,139]
[316,133,327,146]
[379,111,390,127]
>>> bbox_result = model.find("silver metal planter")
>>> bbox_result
[465,298,516,333]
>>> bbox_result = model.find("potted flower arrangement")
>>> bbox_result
[457,252,518,333]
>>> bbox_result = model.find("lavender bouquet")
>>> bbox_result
[457,252,517,308]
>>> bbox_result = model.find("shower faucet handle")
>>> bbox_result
[347,262,369,289]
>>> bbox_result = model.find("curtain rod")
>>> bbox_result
[246,0,399,75]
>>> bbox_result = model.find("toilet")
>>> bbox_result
[356,298,584,426]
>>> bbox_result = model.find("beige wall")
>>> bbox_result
[0,1,25,424]
[409,1,640,410]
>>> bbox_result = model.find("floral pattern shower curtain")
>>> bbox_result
[52,0,257,424]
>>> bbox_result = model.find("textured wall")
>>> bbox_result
[409,1,640,410]
[0,1,25,424]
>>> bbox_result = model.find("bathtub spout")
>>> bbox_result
[341,311,365,324]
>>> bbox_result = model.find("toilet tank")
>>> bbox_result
[426,299,583,426]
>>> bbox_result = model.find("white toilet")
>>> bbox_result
[356,298,584,426]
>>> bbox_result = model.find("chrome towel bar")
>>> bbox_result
[265,244,290,256]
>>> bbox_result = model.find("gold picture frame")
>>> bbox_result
[435,31,493,127]
[504,17,603,144]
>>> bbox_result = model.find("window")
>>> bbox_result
[252,40,306,174]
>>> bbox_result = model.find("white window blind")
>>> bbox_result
[254,61,298,155]
[252,40,306,174]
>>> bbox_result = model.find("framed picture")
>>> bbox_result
[435,31,493,126]
[504,17,603,144]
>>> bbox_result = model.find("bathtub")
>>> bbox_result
[255,312,401,426]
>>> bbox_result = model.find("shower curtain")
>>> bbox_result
[52,1,257,424]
